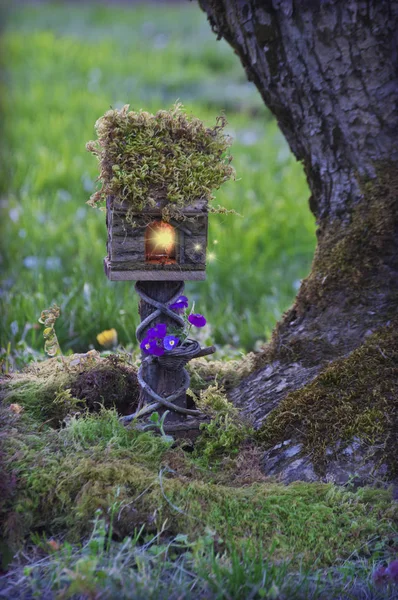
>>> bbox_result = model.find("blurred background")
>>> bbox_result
[0,0,315,366]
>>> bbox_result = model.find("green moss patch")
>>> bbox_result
[298,167,398,310]
[253,166,398,371]
[2,349,397,571]
[0,404,397,569]
[0,353,139,425]
[188,353,256,392]
[86,103,235,221]
[256,323,398,476]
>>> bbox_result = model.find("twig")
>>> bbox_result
[120,402,161,423]
[192,345,216,359]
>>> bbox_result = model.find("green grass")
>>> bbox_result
[0,3,315,357]
[3,400,396,568]
[1,403,397,599]
[2,513,397,600]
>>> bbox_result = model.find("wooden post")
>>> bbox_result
[138,280,187,423]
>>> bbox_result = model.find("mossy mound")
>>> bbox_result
[70,355,139,416]
[2,348,398,572]
[256,322,398,477]
[1,405,397,569]
[86,103,235,221]
[0,358,77,424]
[0,353,140,425]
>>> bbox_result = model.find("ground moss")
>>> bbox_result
[2,349,398,571]
[190,383,254,466]
[256,323,398,476]
[0,354,140,425]
[1,405,397,569]
[0,352,253,428]
[188,353,256,392]
[86,103,235,222]
[0,360,76,424]
[69,355,139,416]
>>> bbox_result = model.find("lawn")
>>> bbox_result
[0,2,315,360]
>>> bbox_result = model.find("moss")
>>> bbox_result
[0,354,139,425]
[191,384,254,466]
[1,404,397,569]
[1,360,76,424]
[86,103,235,221]
[0,407,18,517]
[188,353,256,392]
[254,166,398,370]
[70,355,139,416]
[0,408,170,542]
[2,350,397,570]
[298,166,398,310]
[256,322,398,476]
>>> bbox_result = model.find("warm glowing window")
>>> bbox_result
[145,221,177,264]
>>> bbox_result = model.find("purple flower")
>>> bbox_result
[149,342,165,356]
[188,313,206,328]
[140,336,165,356]
[140,336,150,352]
[147,323,167,339]
[164,335,180,351]
[169,295,189,313]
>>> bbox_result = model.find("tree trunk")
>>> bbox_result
[199,0,398,429]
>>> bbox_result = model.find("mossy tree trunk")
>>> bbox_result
[199,0,398,427]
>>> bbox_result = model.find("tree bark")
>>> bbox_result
[198,0,398,427]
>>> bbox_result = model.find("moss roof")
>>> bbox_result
[86,103,235,221]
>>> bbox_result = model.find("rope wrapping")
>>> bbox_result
[132,281,202,419]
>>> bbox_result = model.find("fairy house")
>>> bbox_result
[86,103,234,281]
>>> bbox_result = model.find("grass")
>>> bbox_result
[1,402,397,599]
[1,514,397,600]
[1,353,397,599]
[2,383,395,568]
[0,2,315,358]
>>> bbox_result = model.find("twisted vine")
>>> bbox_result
[121,282,210,423]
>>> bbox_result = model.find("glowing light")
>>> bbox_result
[213,240,218,245]
[194,243,202,251]
[207,251,216,262]
[146,221,176,263]
[152,226,175,254]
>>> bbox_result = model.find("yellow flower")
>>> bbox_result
[96,328,118,349]
[10,403,23,414]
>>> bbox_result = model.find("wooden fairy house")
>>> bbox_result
[87,103,234,281]
[104,197,208,280]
